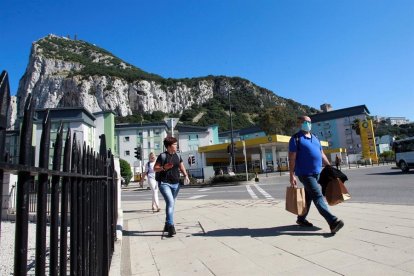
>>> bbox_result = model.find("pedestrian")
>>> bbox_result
[288,115,344,234]
[335,154,341,170]
[154,137,190,237]
[142,152,161,212]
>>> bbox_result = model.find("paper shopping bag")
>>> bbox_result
[325,178,351,206]
[285,187,307,215]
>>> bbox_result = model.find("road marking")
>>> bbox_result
[198,188,211,192]
[246,185,258,199]
[254,184,274,200]
[188,195,208,200]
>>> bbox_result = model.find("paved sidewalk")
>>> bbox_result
[116,198,414,275]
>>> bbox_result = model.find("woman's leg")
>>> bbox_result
[148,178,159,209]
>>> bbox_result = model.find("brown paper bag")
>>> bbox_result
[325,178,351,206]
[285,187,307,215]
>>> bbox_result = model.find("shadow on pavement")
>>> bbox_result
[123,229,163,237]
[366,171,414,176]
[194,225,333,238]
[123,209,154,214]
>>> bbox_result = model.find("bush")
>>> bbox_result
[119,158,132,186]
[380,150,395,161]
[210,173,255,184]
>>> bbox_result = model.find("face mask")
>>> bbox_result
[301,121,312,132]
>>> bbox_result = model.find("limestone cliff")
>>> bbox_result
[13,34,316,130]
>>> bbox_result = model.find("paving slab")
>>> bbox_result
[119,199,414,275]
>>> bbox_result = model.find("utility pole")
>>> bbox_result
[228,90,235,173]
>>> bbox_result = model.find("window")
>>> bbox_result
[125,151,130,156]
[124,136,130,142]
[155,143,160,149]
[189,134,199,141]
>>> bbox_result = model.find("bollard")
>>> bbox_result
[255,173,259,182]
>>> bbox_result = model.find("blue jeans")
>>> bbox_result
[159,182,180,226]
[297,174,337,225]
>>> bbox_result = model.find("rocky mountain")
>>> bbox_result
[12,34,318,131]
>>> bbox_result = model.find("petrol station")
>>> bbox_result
[198,134,331,173]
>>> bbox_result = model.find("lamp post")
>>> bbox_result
[228,90,235,173]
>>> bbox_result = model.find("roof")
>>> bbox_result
[35,107,96,122]
[93,110,117,116]
[219,125,263,137]
[239,125,264,136]
[115,122,168,129]
[310,105,370,123]
[219,129,240,137]
[175,124,209,133]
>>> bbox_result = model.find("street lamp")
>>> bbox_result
[228,90,235,173]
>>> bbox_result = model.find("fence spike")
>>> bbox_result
[49,121,63,275]
[0,70,11,247]
[14,93,35,276]
[0,70,11,131]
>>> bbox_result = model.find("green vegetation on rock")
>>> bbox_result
[36,35,319,134]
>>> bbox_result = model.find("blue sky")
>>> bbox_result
[1,0,413,120]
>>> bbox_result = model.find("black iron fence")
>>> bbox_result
[0,70,118,275]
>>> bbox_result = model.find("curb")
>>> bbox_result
[109,210,123,276]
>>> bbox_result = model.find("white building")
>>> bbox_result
[114,122,169,174]
[114,122,220,179]
[386,117,410,126]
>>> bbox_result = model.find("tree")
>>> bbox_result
[352,119,361,136]
[256,106,299,135]
[119,158,132,186]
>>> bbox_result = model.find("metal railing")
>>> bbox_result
[0,70,118,275]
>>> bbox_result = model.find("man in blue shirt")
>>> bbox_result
[289,116,344,234]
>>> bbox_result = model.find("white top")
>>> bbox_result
[146,161,156,179]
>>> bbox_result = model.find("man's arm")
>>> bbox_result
[321,150,331,166]
[288,151,297,187]
[179,162,190,183]
[154,162,164,172]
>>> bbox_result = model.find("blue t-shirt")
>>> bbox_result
[289,132,322,176]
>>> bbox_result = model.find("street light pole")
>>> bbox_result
[228,90,235,173]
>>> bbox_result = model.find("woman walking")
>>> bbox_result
[142,152,160,212]
[154,137,190,237]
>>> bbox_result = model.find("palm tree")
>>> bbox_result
[352,119,361,136]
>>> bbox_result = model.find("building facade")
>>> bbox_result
[310,105,371,155]
[114,122,169,172]
[219,126,266,144]
[94,111,116,153]
[35,108,97,168]
[175,124,219,152]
